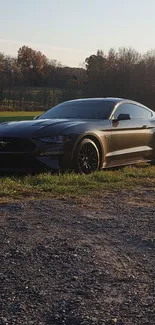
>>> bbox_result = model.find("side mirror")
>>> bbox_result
[117,113,131,121]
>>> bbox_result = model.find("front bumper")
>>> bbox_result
[0,140,74,173]
[0,152,67,173]
[0,153,45,173]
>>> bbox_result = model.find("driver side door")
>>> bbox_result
[107,103,153,166]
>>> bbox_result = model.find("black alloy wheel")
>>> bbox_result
[74,138,100,174]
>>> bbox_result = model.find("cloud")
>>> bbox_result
[0,38,88,66]
[0,38,84,53]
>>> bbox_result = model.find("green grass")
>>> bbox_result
[0,164,155,202]
[0,111,43,122]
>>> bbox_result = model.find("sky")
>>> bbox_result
[0,0,155,67]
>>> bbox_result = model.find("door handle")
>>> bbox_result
[142,125,149,129]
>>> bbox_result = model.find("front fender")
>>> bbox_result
[71,131,105,166]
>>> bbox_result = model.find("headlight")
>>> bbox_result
[39,135,69,143]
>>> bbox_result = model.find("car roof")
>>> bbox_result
[66,98,124,104]
[65,97,151,109]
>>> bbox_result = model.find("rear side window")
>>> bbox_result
[113,103,152,119]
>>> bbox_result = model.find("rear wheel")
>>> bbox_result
[74,138,100,174]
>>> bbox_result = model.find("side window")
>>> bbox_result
[113,103,152,119]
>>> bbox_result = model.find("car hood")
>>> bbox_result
[0,118,95,138]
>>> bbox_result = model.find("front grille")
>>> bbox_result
[0,138,36,153]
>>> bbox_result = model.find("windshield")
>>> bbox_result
[39,100,114,120]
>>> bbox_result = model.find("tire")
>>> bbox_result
[74,138,100,174]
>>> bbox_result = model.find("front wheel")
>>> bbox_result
[74,138,100,174]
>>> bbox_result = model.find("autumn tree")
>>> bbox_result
[84,47,143,100]
[140,50,155,106]
[0,54,16,102]
[17,46,48,86]
[85,50,107,97]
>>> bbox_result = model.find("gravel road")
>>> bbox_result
[0,188,155,325]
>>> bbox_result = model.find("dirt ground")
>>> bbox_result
[0,188,155,325]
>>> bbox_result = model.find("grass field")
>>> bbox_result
[0,164,155,203]
[0,111,44,122]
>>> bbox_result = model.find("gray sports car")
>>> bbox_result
[0,97,155,173]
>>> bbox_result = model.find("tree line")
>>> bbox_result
[0,45,155,110]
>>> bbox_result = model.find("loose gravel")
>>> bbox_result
[0,188,155,325]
